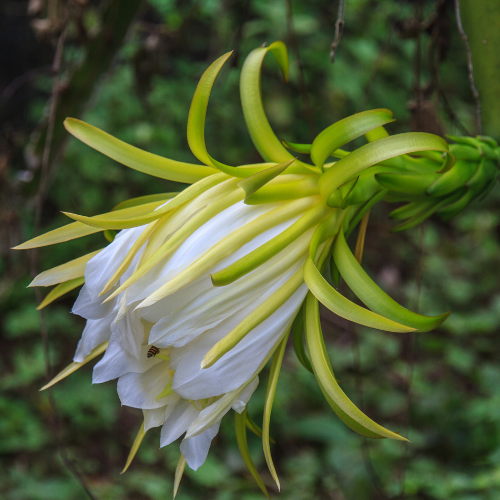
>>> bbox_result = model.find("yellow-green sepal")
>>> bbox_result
[333,229,450,332]
[235,408,271,499]
[318,132,453,201]
[30,249,101,287]
[304,292,407,440]
[64,118,217,183]
[311,109,395,168]
[37,277,85,310]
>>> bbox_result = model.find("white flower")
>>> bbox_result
[68,179,313,470]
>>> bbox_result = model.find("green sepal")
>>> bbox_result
[318,133,453,201]
[240,42,317,175]
[37,277,85,310]
[304,256,415,333]
[391,189,466,232]
[64,118,217,183]
[304,292,408,440]
[310,109,395,168]
[263,329,291,490]
[449,144,481,162]
[235,409,271,499]
[364,125,389,142]
[281,140,312,154]
[244,176,319,205]
[334,229,450,332]
[345,189,388,238]
[29,249,101,287]
[103,230,116,243]
[292,303,313,373]
[376,172,440,195]
[112,193,178,211]
[237,159,296,198]
[427,160,479,197]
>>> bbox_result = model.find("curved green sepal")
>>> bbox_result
[40,341,108,391]
[187,51,234,168]
[427,160,479,197]
[202,269,303,368]
[37,277,85,310]
[263,329,291,490]
[376,172,440,195]
[281,140,312,154]
[334,229,450,332]
[303,257,415,333]
[238,159,296,198]
[13,201,169,250]
[121,420,146,474]
[244,175,319,205]
[304,292,407,440]
[318,133,453,200]
[112,193,178,211]
[310,109,395,168]
[240,42,315,175]
[64,118,217,183]
[211,201,326,286]
[364,125,389,142]
[173,454,186,499]
[235,409,271,499]
[29,249,101,287]
[292,304,313,373]
[391,189,466,232]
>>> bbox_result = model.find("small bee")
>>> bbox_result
[147,345,160,358]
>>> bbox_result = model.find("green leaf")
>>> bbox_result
[36,277,85,310]
[29,249,102,287]
[235,409,270,499]
[64,118,217,183]
[333,229,450,331]
[303,256,415,333]
[364,125,389,142]
[318,132,453,200]
[304,292,407,440]
[311,109,395,168]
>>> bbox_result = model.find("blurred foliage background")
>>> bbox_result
[2,0,500,499]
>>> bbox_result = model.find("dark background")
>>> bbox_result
[2,0,500,499]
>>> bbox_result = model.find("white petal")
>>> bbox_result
[160,400,200,447]
[84,226,146,300]
[232,376,259,414]
[180,422,220,471]
[73,317,113,362]
[72,284,116,320]
[92,331,162,384]
[117,362,172,410]
[149,229,311,348]
[171,282,307,400]
[110,301,145,359]
[131,201,282,306]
